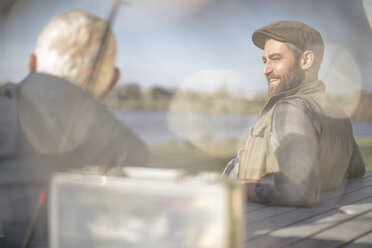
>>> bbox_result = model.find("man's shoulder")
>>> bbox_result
[274,97,318,121]
[276,97,311,110]
[273,97,321,135]
[19,73,90,98]
[18,73,119,154]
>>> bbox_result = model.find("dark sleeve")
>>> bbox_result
[106,118,149,167]
[0,84,18,158]
[255,98,320,207]
[74,103,150,169]
[345,138,365,178]
[18,75,149,174]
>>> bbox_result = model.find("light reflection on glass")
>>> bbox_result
[49,173,235,248]
[168,69,257,156]
[320,44,362,118]
[363,0,372,30]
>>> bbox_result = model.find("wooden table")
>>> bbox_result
[243,171,372,248]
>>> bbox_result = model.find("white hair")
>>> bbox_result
[35,9,116,96]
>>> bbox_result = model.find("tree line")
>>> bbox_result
[1,81,372,120]
[104,82,372,122]
[103,82,266,114]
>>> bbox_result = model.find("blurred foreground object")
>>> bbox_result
[49,169,244,248]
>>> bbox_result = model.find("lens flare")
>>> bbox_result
[363,0,372,30]
[168,69,258,156]
[319,44,362,118]
[122,0,212,21]
[72,0,213,28]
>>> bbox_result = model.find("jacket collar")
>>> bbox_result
[260,80,325,116]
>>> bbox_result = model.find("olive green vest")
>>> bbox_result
[238,81,354,191]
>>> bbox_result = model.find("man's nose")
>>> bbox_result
[263,61,272,76]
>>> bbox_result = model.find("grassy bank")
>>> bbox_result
[149,137,372,173]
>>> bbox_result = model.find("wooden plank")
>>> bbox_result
[288,208,372,247]
[242,172,372,247]
[245,203,270,213]
[244,174,372,226]
[320,173,372,201]
[245,206,295,223]
[340,229,372,248]
[243,185,372,243]
[243,196,372,248]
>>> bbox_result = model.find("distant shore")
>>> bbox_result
[104,84,372,122]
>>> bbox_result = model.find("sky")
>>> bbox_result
[0,0,372,95]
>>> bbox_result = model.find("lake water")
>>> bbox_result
[113,110,372,145]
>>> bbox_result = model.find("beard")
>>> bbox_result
[267,62,305,97]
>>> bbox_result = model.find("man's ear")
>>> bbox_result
[28,53,37,72]
[113,67,120,85]
[300,50,314,71]
[98,67,120,100]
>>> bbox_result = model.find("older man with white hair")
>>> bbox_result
[0,9,148,247]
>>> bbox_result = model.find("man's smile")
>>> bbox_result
[267,75,280,87]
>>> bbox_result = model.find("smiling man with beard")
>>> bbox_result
[223,20,365,207]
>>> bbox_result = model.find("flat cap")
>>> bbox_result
[252,20,324,58]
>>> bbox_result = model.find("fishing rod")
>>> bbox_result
[86,0,128,93]
[21,1,127,247]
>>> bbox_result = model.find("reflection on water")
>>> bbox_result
[113,110,372,145]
